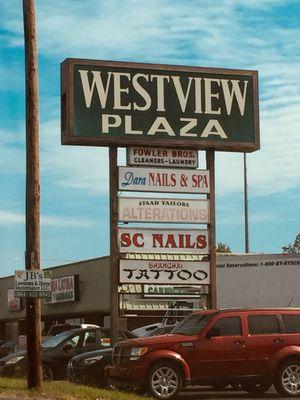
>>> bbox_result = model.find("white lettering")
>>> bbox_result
[113,72,131,110]
[148,117,175,136]
[221,79,248,116]
[201,119,227,138]
[102,114,122,133]
[79,70,112,109]
[132,74,151,111]
[204,78,221,114]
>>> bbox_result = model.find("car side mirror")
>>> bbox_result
[63,343,73,352]
[206,326,221,339]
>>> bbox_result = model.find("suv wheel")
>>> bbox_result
[42,364,54,381]
[147,362,182,399]
[275,359,300,397]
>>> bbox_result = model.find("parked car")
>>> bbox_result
[0,340,16,359]
[106,308,300,399]
[47,323,100,336]
[0,327,116,379]
[67,326,173,386]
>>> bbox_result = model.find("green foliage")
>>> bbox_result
[282,232,300,254]
[216,242,231,253]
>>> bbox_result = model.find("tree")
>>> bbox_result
[216,242,231,253]
[282,233,300,254]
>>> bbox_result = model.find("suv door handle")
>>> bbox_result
[234,339,245,345]
[273,337,285,344]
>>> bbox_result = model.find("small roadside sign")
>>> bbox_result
[15,270,52,298]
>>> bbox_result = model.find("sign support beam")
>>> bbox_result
[109,146,119,345]
[23,0,42,389]
[206,150,217,308]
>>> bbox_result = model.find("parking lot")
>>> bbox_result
[179,386,290,400]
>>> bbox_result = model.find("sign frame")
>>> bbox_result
[61,58,260,152]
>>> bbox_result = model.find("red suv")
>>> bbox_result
[106,308,300,399]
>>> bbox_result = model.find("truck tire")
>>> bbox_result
[275,359,300,397]
[147,361,182,399]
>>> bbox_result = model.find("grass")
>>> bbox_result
[0,377,149,400]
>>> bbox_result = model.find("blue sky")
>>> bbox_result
[0,0,299,277]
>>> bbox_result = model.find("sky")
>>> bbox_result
[0,0,299,277]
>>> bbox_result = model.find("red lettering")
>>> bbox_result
[152,234,163,248]
[132,233,144,248]
[196,235,207,249]
[165,234,177,248]
[120,233,131,247]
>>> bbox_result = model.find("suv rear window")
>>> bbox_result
[248,314,280,335]
[282,314,300,333]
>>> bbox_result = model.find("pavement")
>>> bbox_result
[178,386,290,400]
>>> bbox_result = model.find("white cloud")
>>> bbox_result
[0,209,96,227]
[1,0,299,198]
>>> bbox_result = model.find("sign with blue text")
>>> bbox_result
[118,167,209,193]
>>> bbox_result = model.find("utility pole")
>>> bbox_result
[243,153,250,253]
[23,0,43,389]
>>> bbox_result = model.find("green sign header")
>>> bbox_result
[61,59,259,152]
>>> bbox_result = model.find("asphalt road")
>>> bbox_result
[178,386,290,400]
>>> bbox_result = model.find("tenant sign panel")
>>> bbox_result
[61,59,259,152]
[127,147,198,168]
[120,260,210,285]
[118,227,209,254]
[118,197,209,223]
[118,167,209,193]
[44,275,80,304]
[15,270,52,298]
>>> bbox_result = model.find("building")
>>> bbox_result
[1,253,299,339]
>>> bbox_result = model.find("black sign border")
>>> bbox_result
[61,58,259,152]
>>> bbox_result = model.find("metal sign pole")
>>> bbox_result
[206,150,217,308]
[109,146,119,345]
[23,0,42,389]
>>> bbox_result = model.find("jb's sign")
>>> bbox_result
[61,59,259,152]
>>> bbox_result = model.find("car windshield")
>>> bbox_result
[42,330,74,349]
[170,312,215,336]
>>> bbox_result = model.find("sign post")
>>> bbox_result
[109,146,119,345]
[206,150,217,308]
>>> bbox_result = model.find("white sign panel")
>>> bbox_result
[127,147,198,169]
[143,285,209,297]
[120,260,210,285]
[119,197,209,224]
[15,270,52,292]
[7,289,21,311]
[118,167,209,193]
[45,275,79,304]
[118,227,209,254]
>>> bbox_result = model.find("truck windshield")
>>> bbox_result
[171,313,214,335]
